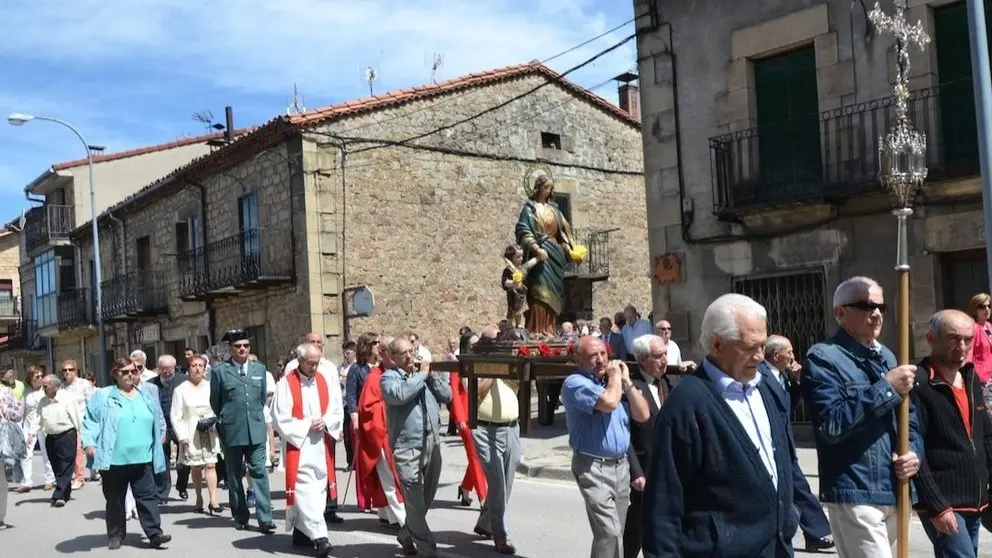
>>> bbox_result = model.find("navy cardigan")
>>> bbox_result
[641,365,798,558]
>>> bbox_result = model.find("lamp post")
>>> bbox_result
[868,3,930,558]
[8,113,109,387]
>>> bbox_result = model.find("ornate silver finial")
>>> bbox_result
[869,0,931,208]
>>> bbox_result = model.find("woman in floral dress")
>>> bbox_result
[169,355,222,513]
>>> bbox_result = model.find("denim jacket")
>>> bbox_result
[82,385,167,473]
[380,368,452,450]
[803,328,923,506]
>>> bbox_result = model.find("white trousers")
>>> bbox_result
[375,449,406,526]
[21,431,55,487]
[825,503,897,558]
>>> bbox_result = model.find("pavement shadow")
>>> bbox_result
[432,530,537,558]
[330,515,401,534]
[13,497,52,507]
[82,509,104,520]
[320,542,408,557]
[172,514,234,530]
[53,534,112,553]
[519,416,568,440]
[229,534,311,555]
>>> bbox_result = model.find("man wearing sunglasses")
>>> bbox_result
[209,329,276,534]
[803,276,922,557]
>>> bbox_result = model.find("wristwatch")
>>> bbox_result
[622,379,634,392]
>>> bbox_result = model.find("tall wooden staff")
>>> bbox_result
[869,2,930,557]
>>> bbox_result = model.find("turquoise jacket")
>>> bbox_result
[82,385,167,473]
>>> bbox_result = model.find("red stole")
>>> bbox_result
[284,371,337,506]
[448,371,488,501]
[357,366,405,506]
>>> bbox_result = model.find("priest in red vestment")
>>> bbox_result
[357,336,406,527]
[449,368,488,506]
[272,343,344,558]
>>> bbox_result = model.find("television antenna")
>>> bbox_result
[363,66,379,96]
[192,110,216,133]
[426,52,444,83]
[286,84,307,115]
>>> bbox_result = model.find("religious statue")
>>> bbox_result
[502,244,538,329]
[514,174,587,338]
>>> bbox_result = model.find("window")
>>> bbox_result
[34,251,57,328]
[941,249,989,311]
[136,236,151,273]
[733,270,827,424]
[553,193,572,225]
[754,46,821,197]
[0,280,13,299]
[934,1,992,170]
[541,132,562,150]
[239,194,260,257]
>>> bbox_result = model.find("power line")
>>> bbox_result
[347,32,637,156]
[332,20,637,136]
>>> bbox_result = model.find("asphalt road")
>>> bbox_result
[3,437,991,557]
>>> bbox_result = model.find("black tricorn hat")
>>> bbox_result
[222,329,249,343]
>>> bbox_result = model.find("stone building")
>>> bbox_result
[9,129,249,375]
[636,0,990,392]
[65,61,648,372]
[0,227,36,371]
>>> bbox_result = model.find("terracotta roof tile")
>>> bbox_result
[51,128,256,170]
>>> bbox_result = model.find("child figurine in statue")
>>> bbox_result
[503,245,537,329]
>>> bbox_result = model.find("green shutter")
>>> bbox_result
[754,47,822,199]
[935,2,981,168]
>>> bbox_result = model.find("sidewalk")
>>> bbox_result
[515,411,822,486]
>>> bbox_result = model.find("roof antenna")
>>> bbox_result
[364,66,378,96]
[426,52,444,83]
[192,110,215,133]
[286,84,307,115]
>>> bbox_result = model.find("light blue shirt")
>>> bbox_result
[621,319,653,355]
[702,358,778,488]
[561,372,630,459]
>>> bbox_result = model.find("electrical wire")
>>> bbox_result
[332,17,637,136]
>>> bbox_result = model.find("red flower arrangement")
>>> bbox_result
[537,344,552,357]
[517,346,532,357]
[567,343,576,356]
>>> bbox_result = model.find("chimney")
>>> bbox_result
[614,72,640,121]
[225,106,235,143]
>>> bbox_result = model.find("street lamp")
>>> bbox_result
[869,2,930,558]
[7,113,109,387]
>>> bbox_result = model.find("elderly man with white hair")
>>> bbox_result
[273,343,344,557]
[642,293,797,558]
[148,354,190,503]
[132,350,157,382]
[803,276,922,557]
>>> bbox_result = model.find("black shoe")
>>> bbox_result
[259,522,277,534]
[148,533,172,548]
[805,535,835,552]
[457,488,472,507]
[177,490,188,501]
[234,522,249,531]
[324,512,344,524]
[314,537,332,558]
[397,534,418,556]
[108,538,123,550]
[292,529,312,548]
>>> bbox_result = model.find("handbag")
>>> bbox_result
[196,417,218,432]
[0,406,27,461]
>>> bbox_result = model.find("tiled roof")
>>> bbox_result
[51,128,256,170]
[93,60,638,221]
[285,60,640,127]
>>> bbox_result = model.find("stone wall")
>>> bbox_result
[0,232,21,299]
[307,73,649,353]
[635,0,986,361]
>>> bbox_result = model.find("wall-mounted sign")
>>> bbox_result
[134,323,161,345]
[654,252,684,284]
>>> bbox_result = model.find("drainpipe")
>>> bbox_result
[25,191,44,205]
[182,176,217,344]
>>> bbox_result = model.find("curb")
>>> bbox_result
[515,457,573,482]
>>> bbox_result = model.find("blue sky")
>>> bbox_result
[0,0,637,218]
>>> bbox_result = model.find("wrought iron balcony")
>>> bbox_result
[0,297,19,321]
[24,204,75,254]
[58,288,92,331]
[709,81,980,218]
[102,270,167,321]
[0,320,42,351]
[565,228,613,281]
[177,228,294,300]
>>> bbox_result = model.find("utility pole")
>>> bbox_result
[966,0,992,289]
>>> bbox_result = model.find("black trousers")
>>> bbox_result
[155,435,190,500]
[342,413,355,468]
[623,488,643,558]
[45,429,77,504]
[102,463,163,542]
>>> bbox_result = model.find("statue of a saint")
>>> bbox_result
[514,175,586,337]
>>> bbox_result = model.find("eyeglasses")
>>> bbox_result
[61,367,76,372]
[843,301,888,314]
[232,342,250,349]
[117,368,138,376]
[657,327,671,331]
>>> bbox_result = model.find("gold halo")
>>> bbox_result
[522,164,554,198]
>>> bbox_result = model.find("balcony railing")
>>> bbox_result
[565,229,613,281]
[58,288,92,331]
[709,80,981,216]
[24,204,75,254]
[177,228,294,300]
[0,297,19,320]
[102,270,167,320]
[0,320,42,351]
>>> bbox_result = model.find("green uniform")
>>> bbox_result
[209,358,271,526]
